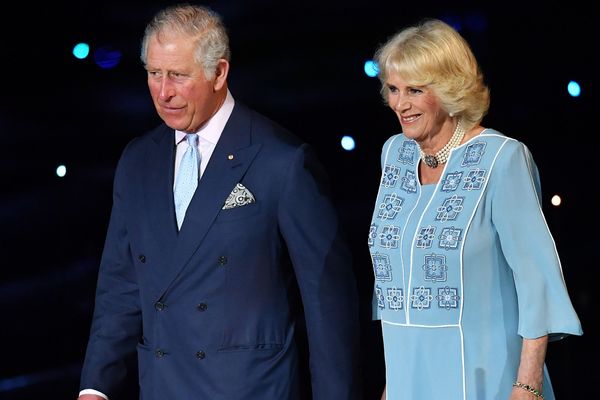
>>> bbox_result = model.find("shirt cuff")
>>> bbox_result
[79,389,109,399]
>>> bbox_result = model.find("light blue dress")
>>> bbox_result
[369,129,582,400]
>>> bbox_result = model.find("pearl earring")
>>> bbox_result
[449,112,454,117]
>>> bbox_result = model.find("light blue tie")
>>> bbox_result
[174,133,200,229]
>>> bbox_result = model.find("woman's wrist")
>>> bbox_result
[513,381,544,399]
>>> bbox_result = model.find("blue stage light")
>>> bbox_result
[364,60,379,77]
[94,45,122,69]
[567,80,581,97]
[72,43,90,59]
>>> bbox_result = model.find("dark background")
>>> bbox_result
[1,1,595,399]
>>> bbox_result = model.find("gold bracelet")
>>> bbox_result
[513,381,544,399]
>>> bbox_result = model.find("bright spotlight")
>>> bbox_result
[72,43,90,59]
[567,80,581,97]
[56,165,67,178]
[341,136,356,151]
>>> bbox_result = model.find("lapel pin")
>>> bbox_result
[228,154,234,160]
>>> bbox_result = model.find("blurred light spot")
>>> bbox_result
[56,165,66,178]
[364,60,379,77]
[551,194,561,206]
[94,45,122,69]
[0,375,29,392]
[0,364,81,392]
[567,80,581,97]
[465,11,487,32]
[72,43,90,59]
[442,14,462,32]
[341,136,356,151]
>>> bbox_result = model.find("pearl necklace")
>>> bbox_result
[419,119,466,168]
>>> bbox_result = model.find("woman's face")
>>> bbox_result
[385,73,449,144]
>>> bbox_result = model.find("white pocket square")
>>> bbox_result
[222,183,256,209]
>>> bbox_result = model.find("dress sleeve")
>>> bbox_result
[491,140,582,340]
[380,134,401,170]
[371,135,400,321]
[372,286,382,321]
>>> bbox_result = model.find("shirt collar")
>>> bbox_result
[175,89,235,145]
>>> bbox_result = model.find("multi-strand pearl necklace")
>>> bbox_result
[419,119,466,168]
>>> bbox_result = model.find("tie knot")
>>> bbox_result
[186,133,199,147]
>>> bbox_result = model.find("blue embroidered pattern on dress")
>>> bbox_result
[441,171,463,192]
[372,252,393,282]
[386,287,404,310]
[398,141,417,164]
[416,225,436,249]
[377,193,404,220]
[423,254,448,282]
[400,170,418,193]
[462,168,487,191]
[436,286,460,309]
[462,141,487,167]
[410,286,433,310]
[438,227,462,250]
[379,225,401,249]
[369,135,504,322]
[381,164,401,188]
[375,285,385,309]
[435,195,465,222]
[368,224,377,248]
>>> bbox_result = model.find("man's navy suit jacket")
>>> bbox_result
[80,102,361,399]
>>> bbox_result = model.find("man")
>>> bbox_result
[77,4,361,400]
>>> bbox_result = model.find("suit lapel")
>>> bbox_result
[159,104,261,296]
[144,125,179,252]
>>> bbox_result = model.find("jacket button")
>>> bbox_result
[218,256,228,265]
[197,303,208,312]
[155,302,166,311]
[155,349,165,358]
[138,255,146,263]
[196,350,206,359]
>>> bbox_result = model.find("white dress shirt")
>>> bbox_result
[173,89,235,184]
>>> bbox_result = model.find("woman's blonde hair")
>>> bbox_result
[374,19,490,130]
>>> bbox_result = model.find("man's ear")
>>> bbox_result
[213,59,229,91]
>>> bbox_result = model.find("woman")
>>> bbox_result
[368,19,582,400]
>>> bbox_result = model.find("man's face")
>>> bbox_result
[145,32,227,133]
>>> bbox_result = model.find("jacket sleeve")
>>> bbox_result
[79,143,142,397]
[277,143,361,400]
